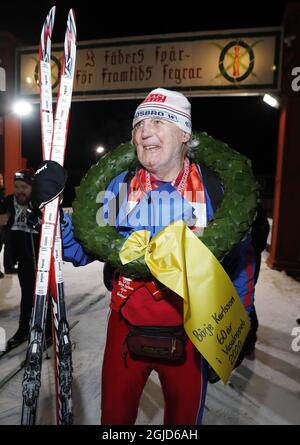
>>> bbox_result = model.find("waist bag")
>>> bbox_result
[126,324,187,361]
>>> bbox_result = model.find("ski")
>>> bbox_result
[21,7,77,425]
[0,320,79,391]
[21,7,56,426]
[46,8,76,426]
[51,224,75,424]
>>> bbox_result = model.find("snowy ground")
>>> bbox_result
[0,250,300,425]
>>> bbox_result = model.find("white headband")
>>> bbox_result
[132,88,192,134]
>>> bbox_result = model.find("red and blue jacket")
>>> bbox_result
[61,165,256,315]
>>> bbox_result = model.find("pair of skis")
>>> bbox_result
[21,7,77,425]
[0,320,79,391]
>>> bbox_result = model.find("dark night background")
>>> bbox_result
[1,0,294,207]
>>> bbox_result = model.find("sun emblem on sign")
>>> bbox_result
[213,40,262,83]
[34,55,61,89]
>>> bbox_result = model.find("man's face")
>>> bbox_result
[14,180,32,205]
[132,118,189,179]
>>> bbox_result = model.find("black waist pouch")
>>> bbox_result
[126,325,187,361]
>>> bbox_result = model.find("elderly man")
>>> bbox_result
[100,89,255,425]
[0,169,51,348]
[33,88,256,425]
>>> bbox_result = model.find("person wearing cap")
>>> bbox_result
[99,89,255,424]
[0,168,52,348]
[32,88,256,425]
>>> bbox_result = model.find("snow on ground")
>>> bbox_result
[0,251,300,425]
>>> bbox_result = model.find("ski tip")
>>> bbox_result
[67,9,77,39]
[47,5,56,30]
[40,5,56,42]
[68,8,75,19]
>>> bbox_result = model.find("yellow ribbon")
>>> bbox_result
[120,220,250,383]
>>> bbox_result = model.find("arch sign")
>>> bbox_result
[16,27,282,101]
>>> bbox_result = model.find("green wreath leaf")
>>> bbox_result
[72,131,259,279]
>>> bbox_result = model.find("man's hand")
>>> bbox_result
[31,160,67,209]
[26,207,42,232]
[26,205,65,232]
[0,214,9,226]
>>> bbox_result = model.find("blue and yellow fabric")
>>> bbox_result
[118,182,251,384]
[61,171,253,383]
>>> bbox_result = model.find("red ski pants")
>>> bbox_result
[101,310,207,425]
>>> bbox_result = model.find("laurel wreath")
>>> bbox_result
[72,131,259,279]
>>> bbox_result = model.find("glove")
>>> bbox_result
[103,262,116,291]
[26,206,42,231]
[26,205,66,232]
[31,160,67,209]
